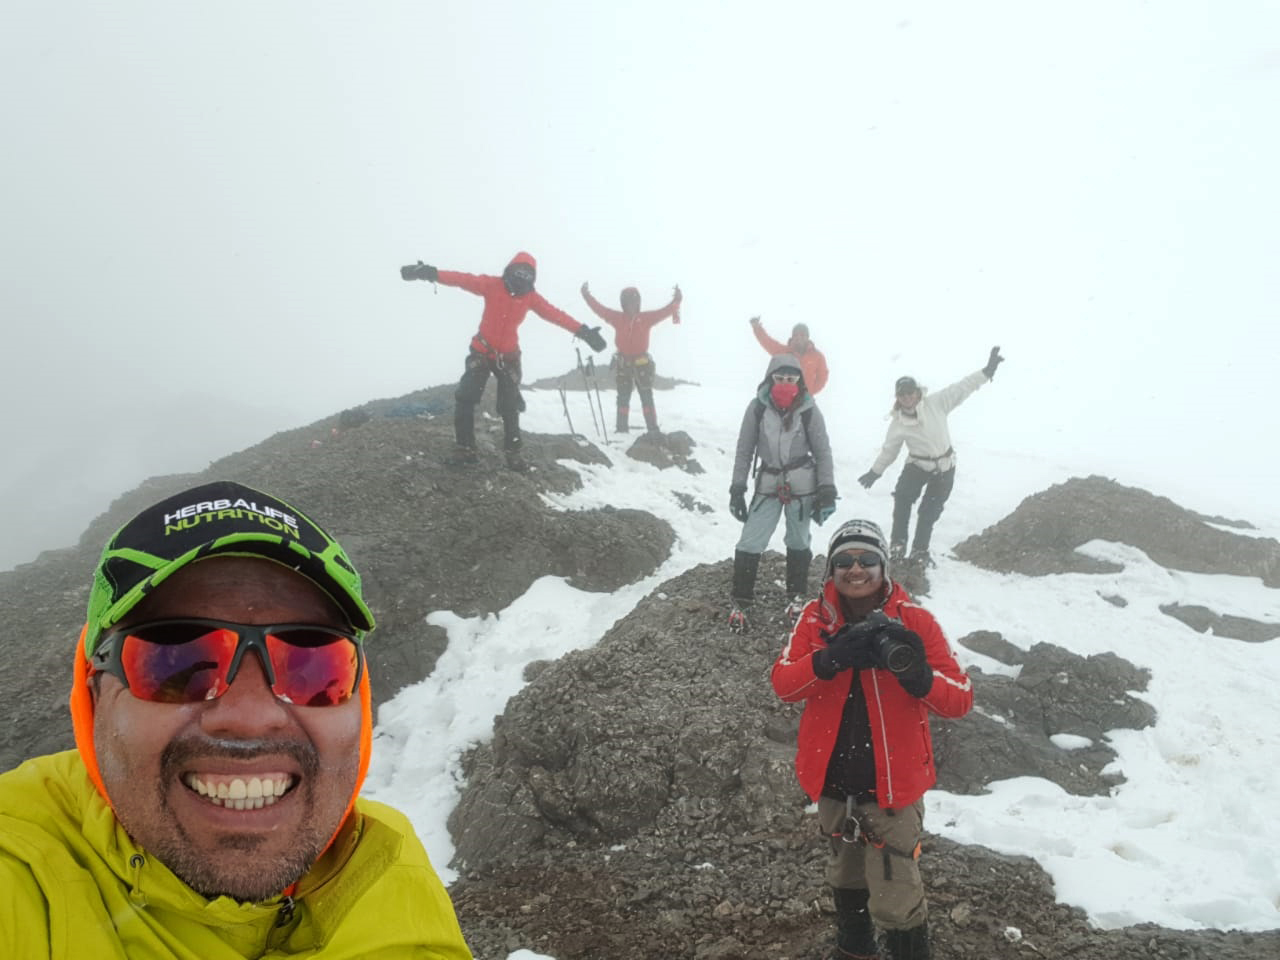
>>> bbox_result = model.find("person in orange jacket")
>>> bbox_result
[580,282,682,434]
[402,252,607,468]
[750,316,829,394]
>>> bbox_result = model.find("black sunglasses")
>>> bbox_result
[832,552,882,569]
[91,618,363,707]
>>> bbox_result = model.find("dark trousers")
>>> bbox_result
[615,353,657,432]
[891,463,955,553]
[455,348,525,450]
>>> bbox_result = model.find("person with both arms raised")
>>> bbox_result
[402,252,607,470]
[771,519,972,960]
[580,281,683,436]
[727,353,837,633]
[857,346,1005,564]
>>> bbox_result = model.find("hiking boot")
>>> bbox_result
[832,887,880,959]
[909,549,934,568]
[882,921,929,959]
[728,603,749,634]
[504,449,530,473]
[889,542,907,562]
[446,445,480,467]
[785,594,807,620]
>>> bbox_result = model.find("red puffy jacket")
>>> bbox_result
[581,287,681,357]
[770,579,972,808]
[437,252,582,355]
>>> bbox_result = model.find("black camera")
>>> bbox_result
[400,261,438,282]
[863,611,918,675]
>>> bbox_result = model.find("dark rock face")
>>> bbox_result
[1160,603,1280,643]
[954,475,1280,587]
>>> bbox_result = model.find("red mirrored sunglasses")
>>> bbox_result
[90,618,363,707]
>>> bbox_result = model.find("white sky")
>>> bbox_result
[364,384,1280,958]
[3,1,1278,568]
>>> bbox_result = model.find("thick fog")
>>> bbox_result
[3,1,1278,570]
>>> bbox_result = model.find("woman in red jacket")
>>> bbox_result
[771,519,972,960]
[402,252,607,468]
[580,282,682,435]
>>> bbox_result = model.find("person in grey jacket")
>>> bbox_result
[858,347,1004,563]
[728,354,837,632]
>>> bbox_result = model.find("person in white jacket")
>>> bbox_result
[858,347,1004,563]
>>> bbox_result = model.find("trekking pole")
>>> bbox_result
[575,348,602,438]
[585,356,609,445]
[557,375,577,438]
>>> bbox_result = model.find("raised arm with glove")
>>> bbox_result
[575,325,607,352]
[983,345,1004,379]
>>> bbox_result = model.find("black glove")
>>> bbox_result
[876,620,932,697]
[983,345,1004,379]
[400,261,438,282]
[813,484,838,525]
[729,485,749,522]
[576,325,607,352]
[812,621,882,678]
[857,470,880,489]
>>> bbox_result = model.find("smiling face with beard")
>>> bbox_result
[92,557,362,902]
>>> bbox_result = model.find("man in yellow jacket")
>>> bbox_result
[0,480,472,958]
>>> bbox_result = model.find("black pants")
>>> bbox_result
[615,353,657,432]
[891,463,955,553]
[455,348,525,450]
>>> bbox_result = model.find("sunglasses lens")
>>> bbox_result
[833,553,881,569]
[266,629,360,706]
[113,621,359,706]
[120,623,237,703]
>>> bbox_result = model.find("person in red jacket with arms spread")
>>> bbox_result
[579,282,682,435]
[750,316,829,394]
[402,252,607,469]
[771,519,972,960]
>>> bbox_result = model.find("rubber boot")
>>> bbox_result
[831,887,879,959]
[785,548,811,596]
[785,548,812,619]
[882,922,929,960]
[729,550,761,633]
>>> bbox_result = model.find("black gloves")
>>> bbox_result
[857,470,880,489]
[813,614,934,697]
[576,325,607,352]
[877,620,933,697]
[983,345,1004,379]
[812,621,881,678]
[813,484,838,525]
[729,485,748,522]
[400,261,438,282]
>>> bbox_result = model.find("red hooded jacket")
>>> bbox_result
[770,579,972,808]
[436,252,583,354]
[581,287,681,357]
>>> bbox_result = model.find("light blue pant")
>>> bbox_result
[735,494,812,554]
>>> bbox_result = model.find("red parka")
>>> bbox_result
[581,287,681,357]
[770,579,972,808]
[437,252,583,355]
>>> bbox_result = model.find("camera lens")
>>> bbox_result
[876,634,916,674]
